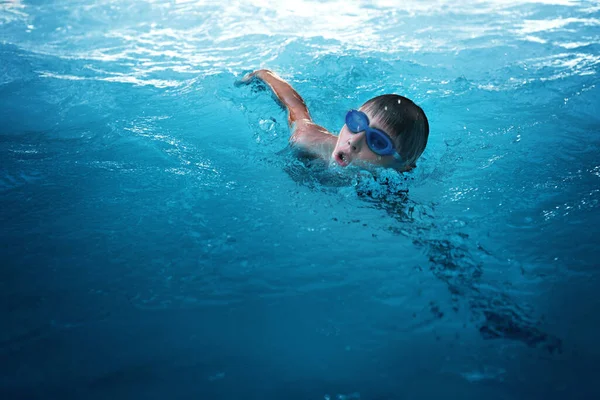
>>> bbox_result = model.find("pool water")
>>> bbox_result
[1,1,599,399]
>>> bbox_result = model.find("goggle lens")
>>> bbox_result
[345,110,396,156]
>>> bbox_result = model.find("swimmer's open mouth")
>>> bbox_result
[334,151,350,167]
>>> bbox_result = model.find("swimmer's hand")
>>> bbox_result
[236,69,310,127]
[234,69,269,87]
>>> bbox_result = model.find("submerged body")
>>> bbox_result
[238,69,429,172]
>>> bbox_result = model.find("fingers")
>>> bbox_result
[235,69,274,86]
[241,70,257,82]
[234,71,255,87]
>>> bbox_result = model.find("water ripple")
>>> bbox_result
[2,0,598,88]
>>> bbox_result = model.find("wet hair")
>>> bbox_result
[361,94,429,169]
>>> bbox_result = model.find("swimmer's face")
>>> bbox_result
[331,107,400,170]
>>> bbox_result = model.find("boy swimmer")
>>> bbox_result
[238,69,429,172]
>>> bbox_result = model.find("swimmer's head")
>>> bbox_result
[332,94,429,172]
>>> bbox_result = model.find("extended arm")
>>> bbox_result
[239,69,311,127]
[237,69,337,160]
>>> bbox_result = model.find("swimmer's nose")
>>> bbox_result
[347,133,364,153]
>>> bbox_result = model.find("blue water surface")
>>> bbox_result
[1,1,600,399]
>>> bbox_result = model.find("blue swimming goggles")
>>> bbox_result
[345,110,401,160]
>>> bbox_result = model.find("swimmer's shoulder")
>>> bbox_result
[290,119,337,160]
